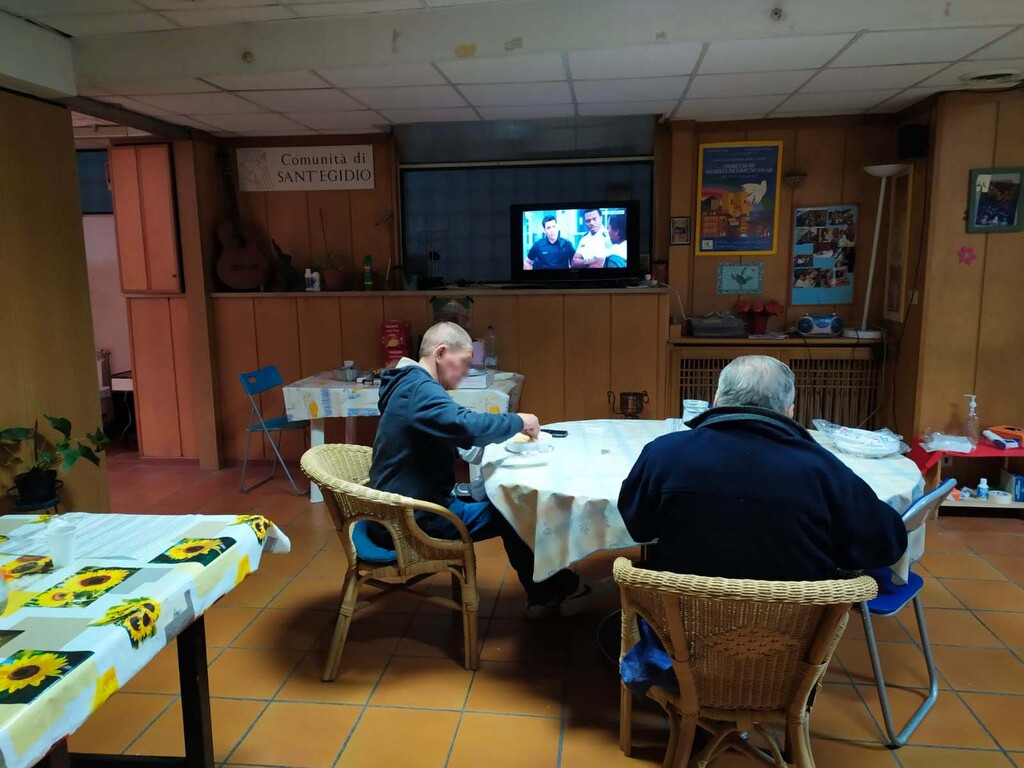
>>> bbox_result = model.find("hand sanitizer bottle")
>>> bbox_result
[963,394,980,446]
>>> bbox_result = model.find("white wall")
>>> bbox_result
[82,215,130,374]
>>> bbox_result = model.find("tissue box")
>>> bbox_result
[1001,470,1024,502]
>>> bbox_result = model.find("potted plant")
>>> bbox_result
[1,415,109,506]
[734,299,785,335]
[318,253,345,291]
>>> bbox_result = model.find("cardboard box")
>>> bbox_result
[1001,470,1024,502]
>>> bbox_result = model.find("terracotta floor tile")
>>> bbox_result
[988,556,1024,587]
[963,693,1024,751]
[957,532,1024,558]
[341,612,413,655]
[276,650,390,705]
[932,646,1024,693]
[127,696,264,762]
[214,574,291,609]
[898,747,1015,767]
[208,648,304,699]
[857,684,996,748]
[465,661,563,717]
[370,655,474,709]
[943,580,1024,611]
[561,718,667,767]
[807,684,880,741]
[806,738,901,766]
[918,577,964,609]
[230,701,360,767]
[68,692,174,754]
[122,645,184,694]
[843,610,912,643]
[336,707,460,768]
[394,613,482,661]
[250,548,317,579]
[926,526,972,554]
[837,640,950,690]
[268,576,343,612]
[204,606,259,647]
[921,553,1009,580]
[938,518,1024,536]
[480,617,571,666]
[976,610,1024,648]
[299,548,348,579]
[231,608,333,650]
[448,712,561,768]
[900,608,1001,647]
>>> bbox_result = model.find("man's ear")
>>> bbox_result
[787,403,796,418]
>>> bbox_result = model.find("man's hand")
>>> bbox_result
[571,253,587,268]
[519,413,541,439]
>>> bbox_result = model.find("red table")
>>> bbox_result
[909,438,1024,512]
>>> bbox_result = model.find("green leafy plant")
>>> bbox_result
[1,415,109,476]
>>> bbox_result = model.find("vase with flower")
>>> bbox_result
[734,299,785,335]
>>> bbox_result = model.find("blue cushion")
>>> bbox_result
[866,567,923,617]
[351,521,397,564]
[247,415,309,432]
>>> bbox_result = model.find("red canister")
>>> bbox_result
[380,320,411,364]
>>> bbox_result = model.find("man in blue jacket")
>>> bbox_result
[370,322,591,616]
[617,355,908,691]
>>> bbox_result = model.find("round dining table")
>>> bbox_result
[480,418,926,582]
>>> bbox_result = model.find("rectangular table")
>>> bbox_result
[284,370,524,502]
[0,512,289,768]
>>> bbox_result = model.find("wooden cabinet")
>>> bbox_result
[109,144,182,293]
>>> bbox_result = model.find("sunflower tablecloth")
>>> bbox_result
[0,512,290,768]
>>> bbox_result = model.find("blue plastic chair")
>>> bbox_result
[238,366,309,495]
[858,478,956,748]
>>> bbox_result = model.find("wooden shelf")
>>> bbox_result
[670,335,883,347]
[212,286,669,298]
[942,498,1024,510]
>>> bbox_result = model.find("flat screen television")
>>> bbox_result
[510,201,641,283]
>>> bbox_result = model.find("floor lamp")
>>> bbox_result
[843,163,912,340]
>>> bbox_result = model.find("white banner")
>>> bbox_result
[236,145,374,191]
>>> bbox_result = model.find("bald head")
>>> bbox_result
[714,355,796,416]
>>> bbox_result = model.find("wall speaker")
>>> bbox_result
[898,125,929,160]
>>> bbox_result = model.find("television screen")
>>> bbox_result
[517,205,634,273]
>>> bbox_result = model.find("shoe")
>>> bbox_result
[559,577,618,617]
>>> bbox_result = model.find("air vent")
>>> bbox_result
[958,68,1024,90]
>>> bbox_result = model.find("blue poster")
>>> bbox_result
[791,205,857,305]
[696,142,782,256]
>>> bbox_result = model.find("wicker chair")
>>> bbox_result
[613,558,878,768]
[300,444,481,680]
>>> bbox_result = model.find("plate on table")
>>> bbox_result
[504,432,554,455]
[831,427,902,459]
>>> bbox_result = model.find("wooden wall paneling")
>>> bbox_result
[266,192,312,270]
[307,190,353,276]
[340,296,386,370]
[917,97,998,433]
[656,292,670,419]
[610,295,663,419]
[470,296,521,374]
[667,122,695,308]
[297,298,344,376]
[562,295,612,421]
[109,146,149,291]
[253,298,304,460]
[651,122,673,269]
[349,137,396,278]
[235,189,270,261]
[382,294,433,346]
[169,298,197,458]
[212,299,259,462]
[0,93,109,511]
[516,295,565,423]
[127,298,182,457]
[136,144,181,292]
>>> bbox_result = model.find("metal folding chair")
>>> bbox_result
[238,366,309,495]
[858,477,956,748]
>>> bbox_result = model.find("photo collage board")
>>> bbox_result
[791,205,857,305]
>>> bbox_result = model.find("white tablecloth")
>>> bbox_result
[481,419,925,581]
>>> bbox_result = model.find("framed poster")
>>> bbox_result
[967,167,1023,233]
[670,216,691,245]
[695,141,782,256]
[717,262,764,294]
[791,205,857,305]
[884,169,913,321]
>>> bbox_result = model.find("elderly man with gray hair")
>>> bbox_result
[616,355,907,692]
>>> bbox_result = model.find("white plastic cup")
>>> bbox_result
[46,522,77,568]
[584,426,605,458]
[682,399,710,422]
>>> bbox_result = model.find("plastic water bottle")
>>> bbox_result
[483,326,498,370]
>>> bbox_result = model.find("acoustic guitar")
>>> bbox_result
[215,151,269,291]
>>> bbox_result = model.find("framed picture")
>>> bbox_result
[967,167,1023,233]
[695,141,782,256]
[884,169,913,321]
[670,216,691,246]
[791,205,857,306]
[717,262,764,294]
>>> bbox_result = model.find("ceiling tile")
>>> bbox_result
[477,104,575,120]
[777,89,901,113]
[379,107,479,123]
[576,101,675,117]
[289,0,422,16]
[133,92,267,115]
[287,110,387,130]
[317,63,444,88]
[0,0,139,13]
[90,78,218,95]
[35,12,177,35]
[94,95,173,116]
[203,71,328,90]
[969,26,1024,60]
[162,6,295,26]
[866,87,949,113]
[76,83,113,97]
[832,27,1014,67]
[918,58,1024,87]
[676,95,787,119]
[687,70,812,99]
[804,63,946,92]
[700,34,853,74]
[237,89,363,111]
[459,81,571,107]
[423,0,501,5]
[165,115,223,132]
[348,85,466,109]
[136,0,283,8]
[573,77,687,103]
[194,113,311,133]
[569,42,703,81]
[436,53,565,84]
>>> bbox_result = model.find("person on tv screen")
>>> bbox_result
[571,208,612,268]
[526,215,576,270]
[605,214,628,268]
